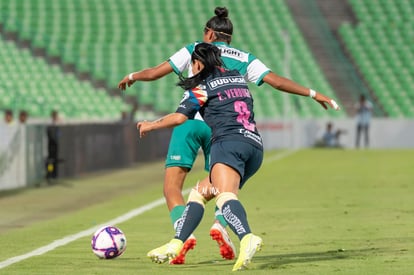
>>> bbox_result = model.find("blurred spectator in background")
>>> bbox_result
[322,122,337,147]
[120,111,131,124]
[1,109,14,150]
[51,110,59,124]
[315,122,346,148]
[18,110,28,124]
[4,109,14,125]
[355,94,372,148]
[46,110,60,182]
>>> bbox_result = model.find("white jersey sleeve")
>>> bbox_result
[168,47,192,75]
[169,43,204,120]
[246,58,271,85]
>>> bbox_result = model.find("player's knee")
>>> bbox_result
[192,179,216,201]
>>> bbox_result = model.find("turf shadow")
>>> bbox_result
[256,248,379,270]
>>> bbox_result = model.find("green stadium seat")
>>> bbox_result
[0,32,128,119]
[339,0,414,117]
[0,0,349,119]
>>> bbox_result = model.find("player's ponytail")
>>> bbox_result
[177,43,222,90]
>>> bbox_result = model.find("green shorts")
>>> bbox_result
[165,119,211,171]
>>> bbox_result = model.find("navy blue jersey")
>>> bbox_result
[176,68,262,149]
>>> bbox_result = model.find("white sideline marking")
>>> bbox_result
[0,150,297,269]
[0,192,191,270]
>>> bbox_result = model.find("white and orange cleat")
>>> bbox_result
[169,234,197,264]
[210,222,236,260]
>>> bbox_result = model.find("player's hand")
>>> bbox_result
[137,121,151,138]
[118,75,136,90]
[313,92,340,110]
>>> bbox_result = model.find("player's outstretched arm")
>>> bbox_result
[118,61,174,90]
[137,113,188,138]
[313,91,340,110]
[263,72,340,110]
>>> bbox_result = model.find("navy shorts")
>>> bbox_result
[210,140,263,189]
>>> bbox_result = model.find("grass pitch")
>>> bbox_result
[1,149,413,274]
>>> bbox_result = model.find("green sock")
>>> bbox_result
[170,205,186,228]
[215,206,228,227]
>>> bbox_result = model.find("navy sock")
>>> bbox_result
[175,202,204,242]
[221,200,251,240]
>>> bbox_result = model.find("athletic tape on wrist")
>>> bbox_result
[331,99,339,110]
[309,89,316,98]
[128,73,134,81]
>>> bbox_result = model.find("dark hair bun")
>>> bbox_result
[214,7,228,18]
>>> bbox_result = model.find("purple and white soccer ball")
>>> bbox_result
[91,226,127,259]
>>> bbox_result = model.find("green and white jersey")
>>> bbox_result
[168,41,270,86]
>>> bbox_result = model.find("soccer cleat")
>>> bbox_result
[232,233,263,271]
[169,234,197,264]
[147,238,183,264]
[210,222,236,260]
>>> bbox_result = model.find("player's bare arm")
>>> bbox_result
[137,113,188,138]
[118,61,174,90]
[263,72,340,110]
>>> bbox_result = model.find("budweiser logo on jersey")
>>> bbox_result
[208,76,246,89]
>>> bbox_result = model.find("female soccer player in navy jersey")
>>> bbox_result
[118,7,339,264]
[138,42,264,271]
